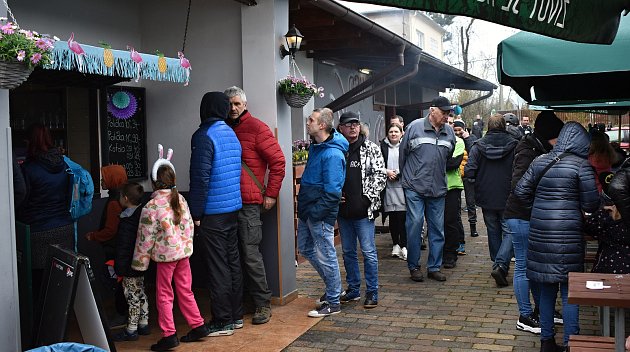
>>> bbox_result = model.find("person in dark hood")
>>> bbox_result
[189,91,243,337]
[504,110,564,335]
[17,123,74,305]
[514,122,599,352]
[464,114,518,288]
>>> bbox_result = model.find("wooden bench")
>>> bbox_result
[568,335,615,351]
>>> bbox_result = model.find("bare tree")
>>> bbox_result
[460,18,474,73]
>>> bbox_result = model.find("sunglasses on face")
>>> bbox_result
[342,122,360,128]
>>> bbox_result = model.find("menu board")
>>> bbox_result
[100,86,147,179]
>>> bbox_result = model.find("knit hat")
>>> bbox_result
[534,111,564,141]
[453,119,466,129]
[151,144,175,181]
[101,165,127,189]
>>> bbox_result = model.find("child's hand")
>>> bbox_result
[604,205,621,221]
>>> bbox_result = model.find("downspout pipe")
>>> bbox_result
[460,90,494,108]
[332,53,422,112]
[309,0,425,111]
[326,45,406,111]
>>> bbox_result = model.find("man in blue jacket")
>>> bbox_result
[297,107,348,318]
[189,91,243,337]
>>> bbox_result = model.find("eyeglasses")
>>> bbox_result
[341,122,360,128]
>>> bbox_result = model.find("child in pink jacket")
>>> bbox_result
[132,145,208,351]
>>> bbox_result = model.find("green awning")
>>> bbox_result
[498,15,630,103]
[529,100,630,115]
[341,0,630,44]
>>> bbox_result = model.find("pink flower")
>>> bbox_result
[35,38,49,50]
[30,52,42,64]
[16,50,25,61]
[1,23,14,34]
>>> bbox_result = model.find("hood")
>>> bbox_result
[474,130,518,160]
[311,129,349,154]
[35,148,65,173]
[101,164,128,189]
[383,137,400,148]
[553,122,590,158]
[516,133,552,156]
[200,92,229,122]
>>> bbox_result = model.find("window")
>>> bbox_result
[416,30,424,49]
[429,37,439,54]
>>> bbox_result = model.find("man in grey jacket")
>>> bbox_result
[399,96,456,282]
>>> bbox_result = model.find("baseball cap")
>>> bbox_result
[431,96,454,112]
[339,111,360,124]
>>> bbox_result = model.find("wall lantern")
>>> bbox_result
[359,68,372,75]
[280,24,304,59]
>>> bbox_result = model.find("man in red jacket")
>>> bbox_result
[224,86,286,325]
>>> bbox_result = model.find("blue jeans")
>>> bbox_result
[538,281,579,346]
[482,209,513,271]
[404,189,445,272]
[506,218,540,317]
[297,218,342,305]
[338,217,378,295]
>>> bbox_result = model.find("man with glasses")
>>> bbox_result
[336,112,386,308]
[399,96,456,282]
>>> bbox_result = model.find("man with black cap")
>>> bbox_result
[189,91,243,337]
[399,96,456,282]
[504,110,564,335]
[336,112,386,308]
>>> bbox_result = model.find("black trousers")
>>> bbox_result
[443,189,465,264]
[197,211,243,325]
[463,179,477,226]
[387,211,407,248]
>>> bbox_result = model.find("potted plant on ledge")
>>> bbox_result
[0,17,56,89]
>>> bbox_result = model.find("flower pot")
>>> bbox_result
[0,61,33,90]
[282,92,313,109]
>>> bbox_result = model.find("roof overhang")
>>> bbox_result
[291,0,496,110]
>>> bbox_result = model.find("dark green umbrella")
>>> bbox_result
[342,0,630,44]
[498,15,630,107]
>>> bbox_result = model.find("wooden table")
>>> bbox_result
[568,272,630,352]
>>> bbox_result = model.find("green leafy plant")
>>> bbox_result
[292,139,310,165]
[0,18,57,68]
[278,75,324,98]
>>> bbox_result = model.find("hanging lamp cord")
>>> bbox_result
[181,0,192,53]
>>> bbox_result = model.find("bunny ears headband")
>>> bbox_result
[151,144,175,181]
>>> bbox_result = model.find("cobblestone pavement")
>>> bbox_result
[287,210,601,352]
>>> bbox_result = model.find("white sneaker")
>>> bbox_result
[401,247,407,260]
[391,244,402,258]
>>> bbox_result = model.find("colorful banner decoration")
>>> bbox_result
[44,41,191,84]
[342,0,630,44]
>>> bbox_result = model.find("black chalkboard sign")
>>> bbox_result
[35,245,116,351]
[100,86,147,180]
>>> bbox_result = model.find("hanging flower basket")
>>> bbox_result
[283,91,313,109]
[0,61,33,89]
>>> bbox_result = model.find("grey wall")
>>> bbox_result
[139,0,243,190]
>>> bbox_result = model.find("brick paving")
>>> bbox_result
[286,209,601,352]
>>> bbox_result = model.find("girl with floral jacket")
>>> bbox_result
[132,146,209,351]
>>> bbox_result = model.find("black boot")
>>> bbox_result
[470,224,479,237]
[540,339,563,352]
[151,334,179,351]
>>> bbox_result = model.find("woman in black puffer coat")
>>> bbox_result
[514,122,599,352]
